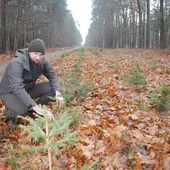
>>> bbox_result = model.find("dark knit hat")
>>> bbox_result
[28,38,46,55]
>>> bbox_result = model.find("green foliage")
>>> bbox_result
[18,105,79,170]
[147,84,170,112]
[81,161,99,170]
[121,146,135,156]
[139,102,149,111]
[121,146,136,169]
[81,47,85,52]
[73,55,84,72]
[61,69,93,105]
[107,61,121,72]
[88,48,101,57]
[20,107,78,154]
[124,66,147,88]
[126,159,137,170]
[151,62,157,71]
[5,144,24,169]
[61,52,70,58]
[6,155,19,169]
[165,66,170,74]
[60,56,93,105]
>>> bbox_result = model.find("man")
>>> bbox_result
[0,38,64,128]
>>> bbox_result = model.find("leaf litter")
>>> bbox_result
[0,48,170,169]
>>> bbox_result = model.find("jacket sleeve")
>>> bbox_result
[43,60,61,92]
[8,58,36,109]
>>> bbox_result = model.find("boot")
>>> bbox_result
[5,117,16,128]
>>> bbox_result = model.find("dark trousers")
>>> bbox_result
[1,82,55,118]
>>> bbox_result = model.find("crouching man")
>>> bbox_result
[0,38,64,128]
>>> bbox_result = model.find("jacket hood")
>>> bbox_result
[15,48,28,56]
[15,48,30,71]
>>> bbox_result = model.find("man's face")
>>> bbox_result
[29,52,44,64]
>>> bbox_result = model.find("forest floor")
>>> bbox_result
[0,47,170,169]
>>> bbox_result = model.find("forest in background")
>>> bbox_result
[0,0,170,169]
[0,0,82,53]
[0,0,170,53]
[86,0,170,49]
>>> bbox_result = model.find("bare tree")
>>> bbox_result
[160,0,166,49]
[1,0,7,53]
[146,0,150,48]
[137,0,142,48]
[0,0,82,53]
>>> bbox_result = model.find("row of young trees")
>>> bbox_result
[0,0,82,53]
[85,0,170,49]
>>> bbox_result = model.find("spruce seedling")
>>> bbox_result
[60,67,93,105]
[125,66,147,88]
[147,84,170,112]
[73,55,84,72]
[19,105,78,170]
[81,160,99,170]
[165,66,170,74]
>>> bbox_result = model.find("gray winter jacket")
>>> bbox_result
[0,48,61,109]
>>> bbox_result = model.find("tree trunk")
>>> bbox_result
[1,0,7,53]
[167,31,170,49]
[137,0,142,48]
[160,0,166,49]
[146,0,150,48]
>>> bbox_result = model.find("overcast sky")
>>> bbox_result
[67,0,92,44]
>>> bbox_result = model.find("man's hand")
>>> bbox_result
[46,110,54,121]
[32,105,54,121]
[55,91,64,108]
[32,105,43,116]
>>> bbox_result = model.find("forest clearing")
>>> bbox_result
[0,48,170,169]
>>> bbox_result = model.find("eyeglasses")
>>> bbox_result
[33,52,44,58]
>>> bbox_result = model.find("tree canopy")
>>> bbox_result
[0,0,82,53]
[86,0,170,49]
